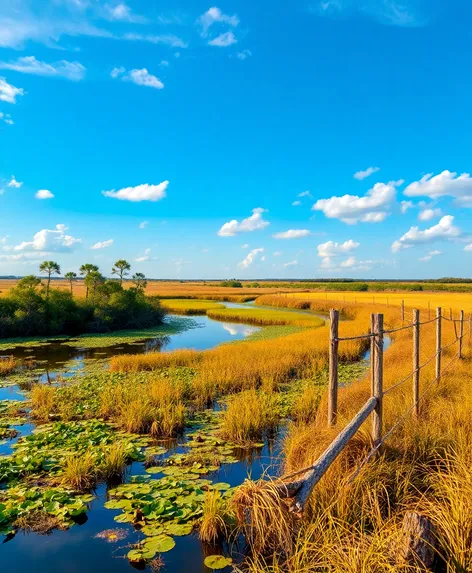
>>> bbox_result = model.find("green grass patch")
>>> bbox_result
[161,299,225,315]
[206,308,325,328]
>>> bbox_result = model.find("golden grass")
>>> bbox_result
[237,296,472,570]
[60,450,97,491]
[31,384,56,422]
[206,308,325,327]
[199,490,233,543]
[111,304,373,406]
[161,299,225,315]
[0,355,15,376]
[219,389,279,445]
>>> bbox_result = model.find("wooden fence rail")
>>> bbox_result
[281,305,467,510]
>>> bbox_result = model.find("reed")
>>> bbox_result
[199,491,233,543]
[161,299,225,315]
[206,308,325,327]
[31,384,56,422]
[0,355,15,376]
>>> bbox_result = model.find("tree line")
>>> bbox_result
[38,259,147,298]
[0,260,164,339]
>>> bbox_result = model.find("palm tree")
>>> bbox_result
[112,259,131,286]
[132,272,147,291]
[79,264,99,299]
[64,271,78,294]
[39,260,61,298]
[84,270,104,301]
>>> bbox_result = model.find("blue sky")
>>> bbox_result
[1,0,472,280]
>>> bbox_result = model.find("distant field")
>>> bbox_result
[284,291,472,315]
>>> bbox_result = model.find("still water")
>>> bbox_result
[0,312,281,573]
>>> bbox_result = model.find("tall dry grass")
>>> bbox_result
[240,297,472,571]
[0,355,15,376]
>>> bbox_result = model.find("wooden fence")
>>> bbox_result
[277,306,469,511]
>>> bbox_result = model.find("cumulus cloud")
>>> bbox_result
[111,67,164,89]
[0,111,13,125]
[418,207,442,221]
[273,229,311,239]
[217,208,269,237]
[7,175,22,188]
[198,7,239,37]
[0,56,86,80]
[404,170,472,206]
[400,200,413,213]
[102,181,168,202]
[208,31,237,47]
[241,244,249,248]
[91,239,113,250]
[317,239,360,258]
[465,244,472,252]
[313,180,402,224]
[353,166,380,180]
[273,251,282,256]
[139,221,149,229]
[392,215,461,253]
[292,200,301,206]
[8,224,81,253]
[0,77,25,103]
[239,247,264,269]
[35,189,54,200]
[102,2,147,23]
[419,250,442,262]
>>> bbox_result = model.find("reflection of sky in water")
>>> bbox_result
[221,322,258,337]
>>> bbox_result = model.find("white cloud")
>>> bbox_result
[8,224,81,253]
[139,221,149,229]
[0,56,85,80]
[273,251,282,256]
[392,215,461,253]
[0,112,14,125]
[284,259,298,268]
[0,251,50,262]
[35,189,54,199]
[418,207,442,221]
[160,60,169,67]
[7,175,22,188]
[353,166,380,180]
[236,49,252,60]
[0,77,25,104]
[241,243,249,248]
[400,200,413,213]
[217,208,269,237]
[112,67,164,89]
[404,170,472,206]
[273,229,311,239]
[239,247,264,269]
[464,244,472,252]
[320,255,374,272]
[313,180,402,224]
[123,33,187,48]
[136,248,157,262]
[208,31,237,47]
[298,190,312,198]
[102,181,168,202]
[91,239,113,250]
[340,256,357,268]
[317,239,360,258]
[315,0,423,27]
[292,200,301,206]
[103,2,146,23]
[419,250,442,262]
[198,7,239,37]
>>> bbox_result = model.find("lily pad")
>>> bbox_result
[204,555,233,569]
[143,534,176,553]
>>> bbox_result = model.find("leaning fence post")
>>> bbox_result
[459,310,464,359]
[372,313,384,448]
[401,299,405,323]
[436,308,442,383]
[328,309,339,426]
[413,309,420,418]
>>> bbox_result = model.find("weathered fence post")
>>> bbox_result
[459,310,464,359]
[401,299,405,323]
[370,313,375,395]
[328,309,339,426]
[436,308,442,383]
[413,309,420,418]
[372,313,384,448]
